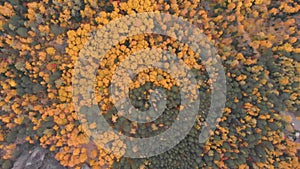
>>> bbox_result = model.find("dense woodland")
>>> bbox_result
[0,0,299,168]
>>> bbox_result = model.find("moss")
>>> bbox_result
[5,129,17,143]
[16,27,28,37]
[1,160,12,169]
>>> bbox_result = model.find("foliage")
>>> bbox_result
[0,0,299,168]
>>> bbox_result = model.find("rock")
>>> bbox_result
[13,146,66,169]
[12,152,30,169]
[24,147,46,169]
[282,111,300,144]
[81,163,91,169]
[39,158,66,169]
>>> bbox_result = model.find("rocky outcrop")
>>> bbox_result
[12,146,65,169]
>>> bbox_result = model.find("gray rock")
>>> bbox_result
[24,147,46,169]
[39,158,66,169]
[81,163,91,169]
[282,111,300,144]
[12,152,30,169]
[13,146,66,169]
